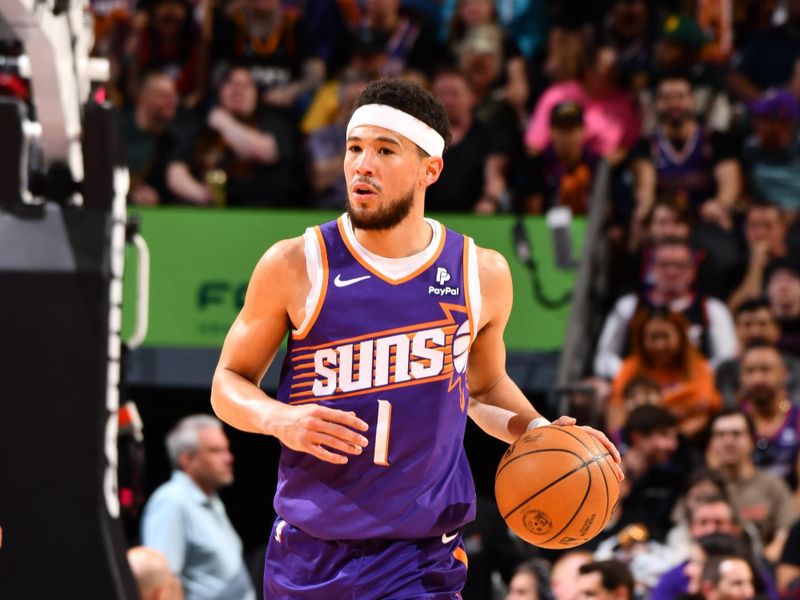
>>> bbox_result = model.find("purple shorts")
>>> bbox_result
[263,518,468,599]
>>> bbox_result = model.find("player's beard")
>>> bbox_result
[346,188,415,231]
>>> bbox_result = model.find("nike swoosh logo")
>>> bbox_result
[334,274,371,288]
[442,531,459,544]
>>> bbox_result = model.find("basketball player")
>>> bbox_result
[211,78,622,599]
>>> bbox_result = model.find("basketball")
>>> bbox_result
[495,425,620,549]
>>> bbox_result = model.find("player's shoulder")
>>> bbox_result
[474,244,512,287]
[249,234,308,292]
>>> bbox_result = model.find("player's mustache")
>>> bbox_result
[352,177,383,192]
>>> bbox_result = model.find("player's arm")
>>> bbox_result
[467,247,622,472]
[210,237,368,464]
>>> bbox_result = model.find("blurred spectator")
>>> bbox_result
[738,341,800,494]
[698,555,757,600]
[728,202,789,312]
[732,0,780,52]
[124,71,179,206]
[705,408,797,563]
[457,25,525,161]
[765,258,800,357]
[127,546,184,600]
[598,0,652,93]
[728,0,800,102]
[595,237,737,380]
[518,101,600,214]
[506,559,549,600]
[665,467,730,560]
[349,0,439,80]
[778,519,800,597]
[609,376,662,450]
[607,308,721,437]
[695,0,734,66]
[610,405,686,542]
[630,73,741,233]
[426,68,510,213]
[123,0,201,105]
[166,65,295,207]
[715,299,800,407]
[307,73,367,208]
[652,495,746,600]
[141,415,255,600]
[438,0,549,59]
[444,0,529,121]
[684,534,757,600]
[211,0,324,109]
[741,90,800,213]
[525,44,641,164]
[644,14,731,133]
[550,550,593,600]
[576,560,635,600]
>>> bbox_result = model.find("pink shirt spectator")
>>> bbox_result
[525,81,641,157]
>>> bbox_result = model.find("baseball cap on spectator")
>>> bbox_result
[765,256,800,286]
[550,101,584,128]
[748,89,800,121]
[660,14,709,48]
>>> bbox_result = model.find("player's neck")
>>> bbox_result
[352,209,432,259]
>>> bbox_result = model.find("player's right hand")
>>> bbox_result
[277,405,369,465]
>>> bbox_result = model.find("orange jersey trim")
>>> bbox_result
[336,216,447,285]
[292,227,328,340]
[453,547,468,569]
[288,372,453,404]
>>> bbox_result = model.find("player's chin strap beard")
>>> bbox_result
[347,104,445,158]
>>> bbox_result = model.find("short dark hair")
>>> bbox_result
[352,78,453,154]
[579,560,634,597]
[701,555,754,589]
[707,408,756,444]
[625,405,677,443]
[512,559,553,599]
[741,337,782,356]
[622,376,661,401]
[686,493,738,526]
[652,235,693,254]
[655,70,694,92]
[734,297,773,319]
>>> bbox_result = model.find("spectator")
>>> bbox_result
[630,73,741,233]
[519,101,600,215]
[127,546,184,600]
[595,237,737,380]
[765,258,800,357]
[665,467,731,560]
[426,68,510,213]
[699,555,757,600]
[166,65,295,207]
[728,0,800,102]
[706,408,797,562]
[123,0,201,105]
[141,414,255,600]
[728,203,789,312]
[307,73,367,209]
[443,0,529,122]
[684,534,756,599]
[644,14,731,133]
[506,559,548,600]
[525,44,641,164]
[609,375,662,450]
[123,70,178,206]
[715,299,800,407]
[211,0,324,109]
[741,90,800,213]
[576,560,635,600]
[738,341,800,494]
[598,0,652,93]
[350,0,440,79]
[611,405,687,542]
[550,550,594,600]
[652,495,746,600]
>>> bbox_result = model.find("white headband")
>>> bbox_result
[346,104,445,158]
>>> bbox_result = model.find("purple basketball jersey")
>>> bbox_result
[274,216,477,540]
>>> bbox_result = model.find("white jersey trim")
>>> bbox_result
[292,227,324,335]
[466,237,481,342]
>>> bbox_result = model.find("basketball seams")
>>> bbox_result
[584,435,612,538]
[500,452,610,520]
[540,458,594,545]
[495,447,586,479]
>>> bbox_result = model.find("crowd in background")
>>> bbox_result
[25,0,799,598]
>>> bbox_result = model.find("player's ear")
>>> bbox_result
[423,156,444,187]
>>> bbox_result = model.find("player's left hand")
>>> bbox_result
[550,415,624,481]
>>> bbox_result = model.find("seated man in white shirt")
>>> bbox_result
[141,415,255,600]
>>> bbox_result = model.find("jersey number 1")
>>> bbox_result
[373,400,392,466]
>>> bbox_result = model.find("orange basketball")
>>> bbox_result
[495,425,620,549]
